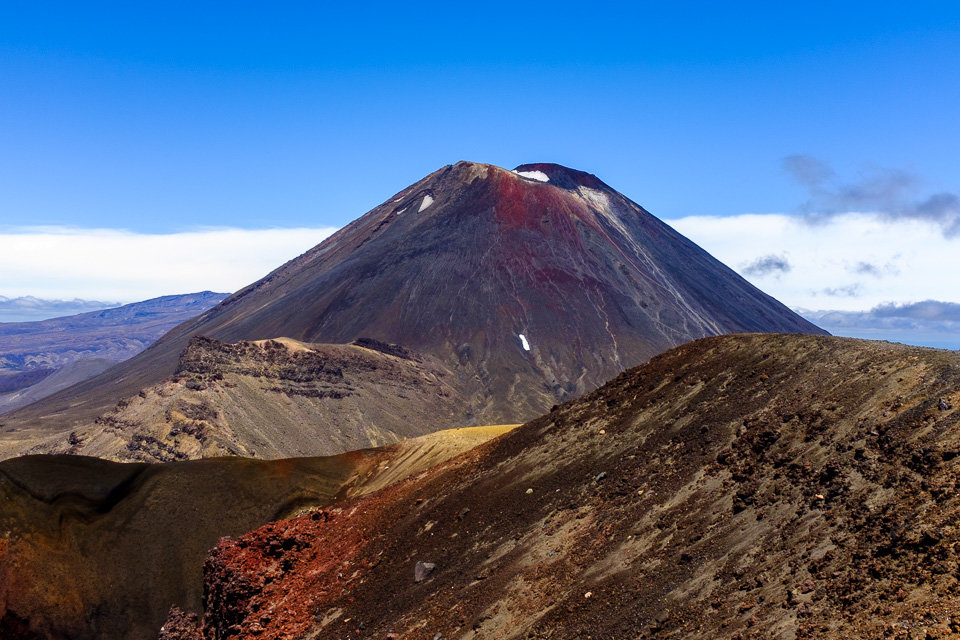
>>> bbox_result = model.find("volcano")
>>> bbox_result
[0,162,823,459]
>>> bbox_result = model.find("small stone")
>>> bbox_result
[434,634,443,640]
[939,398,952,411]
[456,507,471,521]
[814,494,825,500]
[584,591,593,599]
[414,561,437,582]
[599,429,606,435]
[526,488,534,494]
[594,471,607,482]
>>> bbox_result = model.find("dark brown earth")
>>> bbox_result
[163,333,960,640]
[0,425,513,640]
[4,336,471,461]
[0,162,822,457]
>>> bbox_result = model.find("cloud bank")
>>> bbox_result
[668,212,960,348]
[668,212,960,312]
[800,301,960,350]
[783,155,960,237]
[742,254,791,277]
[0,226,338,302]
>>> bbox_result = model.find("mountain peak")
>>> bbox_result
[427,161,609,192]
[511,162,610,190]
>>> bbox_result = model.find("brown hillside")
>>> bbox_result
[164,333,960,640]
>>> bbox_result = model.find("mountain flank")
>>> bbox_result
[0,162,822,459]
[0,359,115,416]
[158,333,960,640]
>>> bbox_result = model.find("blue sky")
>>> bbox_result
[2,2,959,230]
[2,2,960,347]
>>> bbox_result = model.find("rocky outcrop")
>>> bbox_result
[157,608,201,640]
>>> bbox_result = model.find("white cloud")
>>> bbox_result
[667,212,960,312]
[0,226,338,302]
[3,213,956,331]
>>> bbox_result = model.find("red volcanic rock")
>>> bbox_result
[179,508,372,640]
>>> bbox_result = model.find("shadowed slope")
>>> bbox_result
[1,162,822,452]
[0,425,515,640]
[165,334,960,640]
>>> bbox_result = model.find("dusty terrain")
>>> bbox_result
[1,336,471,461]
[159,333,960,640]
[0,425,515,640]
[0,162,821,457]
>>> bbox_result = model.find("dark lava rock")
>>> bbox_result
[159,334,960,640]
[157,607,201,640]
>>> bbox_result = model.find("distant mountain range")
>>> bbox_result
[800,301,960,349]
[0,295,121,323]
[0,292,227,415]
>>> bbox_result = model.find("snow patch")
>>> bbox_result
[395,207,406,216]
[518,333,531,351]
[418,195,434,212]
[513,170,550,183]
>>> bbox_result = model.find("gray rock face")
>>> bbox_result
[414,561,437,583]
